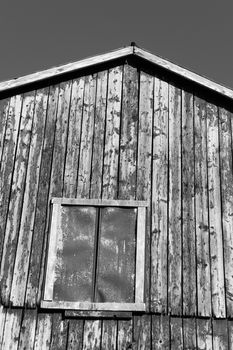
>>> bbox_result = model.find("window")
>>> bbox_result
[41,198,147,311]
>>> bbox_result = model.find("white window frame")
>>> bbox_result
[41,198,148,312]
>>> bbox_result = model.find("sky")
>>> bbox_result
[0,0,232,89]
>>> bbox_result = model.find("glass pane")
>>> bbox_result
[53,206,96,302]
[95,207,137,303]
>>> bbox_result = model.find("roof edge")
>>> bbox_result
[0,45,233,100]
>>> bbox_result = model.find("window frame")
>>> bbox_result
[41,198,148,312]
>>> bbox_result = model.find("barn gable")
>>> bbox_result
[0,46,233,348]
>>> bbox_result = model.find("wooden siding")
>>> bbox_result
[0,60,233,347]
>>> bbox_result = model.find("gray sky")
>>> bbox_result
[0,0,232,89]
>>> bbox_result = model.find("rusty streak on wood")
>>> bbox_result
[194,97,211,317]
[63,77,85,198]
[102,66,123,200]
[0,91,35,305]
[25,84,59,307]
[219,108,233,317]
[151,77,168,313]
[90,70,108,198]
[168,84,182,315]
[10,88,49,306]
[207,102,226,318]
[182,91,196,316]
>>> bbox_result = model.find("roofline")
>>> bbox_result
[0,45,233,100]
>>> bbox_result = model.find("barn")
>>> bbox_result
[0,44,233,349]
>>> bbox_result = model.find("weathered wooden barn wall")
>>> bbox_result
[0,58,233,348]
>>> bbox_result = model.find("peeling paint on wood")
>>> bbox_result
[183,318,196,349]
[101,320,117,350]
[133,315,151,349]
[67,319,84,350]
[18,309,37,349]
[152,315,169,350]
[50,313,68,350]
[170,317,183,350]
[212,319,228,350]
[196,318,212,350]
[1,308,22,350]
[34,313,52,350]
[83,320,102,350]
[117,320,132,350]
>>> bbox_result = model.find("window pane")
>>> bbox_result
[53,206,96,302]
[95,207,137,303]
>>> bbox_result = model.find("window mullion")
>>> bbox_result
[92,207,101,302]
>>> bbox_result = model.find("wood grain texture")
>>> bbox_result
[67,319,84,350]
[10,88,49,306]
[117,320,132,350]
[151,78,168,313]
[34,313,52,350]
[119,64,138,200]
[168,84,182,315]
[196,318,212,350]
[212,319,228,350]
[101,320,117,350]
[182,91,196,315]
[228,320,233,350]
[18,309,37,350]
[77,74,96,198]
[0,97,10,163]
[0,91,35,305]
[63,77,85,197]
[133,315,151,349]
[219,108,233,317]
[170,317,183,350]
[102,66,123,199]
[50,313,68,350]
[183,318,196,349]
[0,305,6,348]
[0,95,22,264]
[90,70,108,198]
[25,85,59,307]
[83,320,102,350]
[1,308,22,350]
[194,97,211,317]
[207,102,226,318]
[151,315,169,350]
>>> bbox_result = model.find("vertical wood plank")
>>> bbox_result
[151,78,168,313]
[137,72,153,311]
[170,317,183,350]
[102,66,123,199]
[219,108,233,317]
[194,97,211,317]
[67,319,84,350]
[90,70,108,199]
[207,102,226,318]
[10,88,49,306]
[212,319,228,350]
[228,320,233,350]
[151,315,169,350]
[34,313,52,350]
[196,318,212,350]
[18,309,37,350]
[183,318,196,349]
[168,84,182,315]
[83,320,101,350]
[77,74,96,198]
[133,315,151,349]
[0,97,10,163]
[50,313,68,350]
[0,305,6,348]
[0,91,35,305]
[101,320,117,350]
[25,84,59,307]
[117,320,132,350]
[0,95,22,264]
[1,309,22,350]
[182,91,196,315]
[63,77,85,198]
[119,64,138,200]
